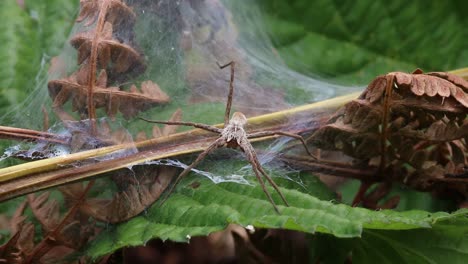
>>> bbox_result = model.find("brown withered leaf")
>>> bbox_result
[27,193,61,232]
[39,246,78,264]
[363,71,468,110]
[97,119,133,144]
[0,201,34,264]
[49,68,170,119]
[0,232,24,263]
[76,0,98,26]
[77,0,136,27]
[73,167,174,223]
[60,109,182,223]
[0,185,97,264]
[49,0,156,123]
[309,70,467,196]
[27,193,95,251]
[10,203,33,247]
[59,165,175,224]
[0,224,35,264]
[71,22,145,77]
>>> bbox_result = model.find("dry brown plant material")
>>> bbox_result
[48,0,170,129]
[0,0,180,261]
[60,110,182,223]
[309,69,467,204]
[0,201,33,263]
[2,1,468,261]
[0,183,94,264]
[0,108,183,261]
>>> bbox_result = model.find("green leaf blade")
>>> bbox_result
[256,0,468,83]
[87,175,468,258]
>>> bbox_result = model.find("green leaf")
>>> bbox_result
[255,0,468,83]
[0,0,77,161]
[87,173,468,258]
[339,180,455,212]
[24,0,79,57]
[0,0,77,113]
[0,0,38,108]
[353,218,468,264]
[2,1,467,262]
[309,234,355,264]
[308,217,468,264]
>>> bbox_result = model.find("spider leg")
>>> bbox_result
[242,143,283,213]
[255,160,290,207]
[158,137,226,205]
[247,131,316,159]
[139,117,222,134]
[217,61,235,127]
[249,158,281,213]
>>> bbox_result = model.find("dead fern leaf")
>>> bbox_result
[59,165,175,224]
[309,69,468,196]
[71,22,144,75]
[59,109,183,223]
[76,0,98,26]
[77,0,135,27]
[49,0,169,125]
[49,70,170,119]
[27,193,61,232]
[27,193,94,251]
[0,201,34,264]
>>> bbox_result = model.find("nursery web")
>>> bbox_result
[0,0,360,191]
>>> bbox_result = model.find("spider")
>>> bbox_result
[141,61,313,212]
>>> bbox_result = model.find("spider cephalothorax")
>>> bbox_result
[223,112,247,148]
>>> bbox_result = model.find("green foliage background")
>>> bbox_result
[1,0,467,263]
[0,0,78,116]
[256,0,468,84]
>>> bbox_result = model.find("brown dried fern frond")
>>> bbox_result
[49,67,170,120]
[77,0,135,27]
[48,0,170,126]
[309,70,468,197]
[59,109,182,224]
[0,201,34,264]
[27,192,95,251]
[0,187,96,264]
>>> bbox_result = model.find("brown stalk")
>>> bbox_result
[0,126,69,145]
[278,154,377,181]
[0,93,352,202]
[1,69,467,207]
[86,0,110,134]
[379,74,394,172]
[41,106,49,131]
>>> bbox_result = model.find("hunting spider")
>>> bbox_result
[141,61,313,212]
